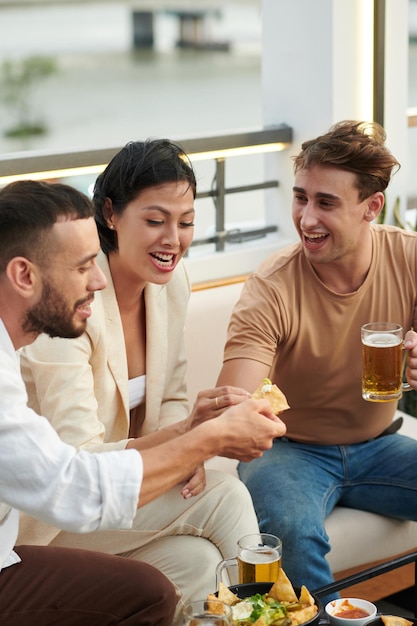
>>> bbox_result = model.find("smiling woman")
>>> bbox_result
[90,139,197,381]
[104,180,195,284]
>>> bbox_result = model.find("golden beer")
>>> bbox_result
[215,533,282,588]
[362,331,403,401]
[237,547,282,583]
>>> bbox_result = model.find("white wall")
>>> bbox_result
[261,0,410,227]
[383,0,410,221]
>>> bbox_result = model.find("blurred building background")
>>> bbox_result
[0,1,263,153]
[0,1,415,284]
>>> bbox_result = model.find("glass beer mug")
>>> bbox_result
[361,322,411,402]
[216,533,282,587]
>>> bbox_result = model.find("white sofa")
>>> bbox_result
[184,280,417,576]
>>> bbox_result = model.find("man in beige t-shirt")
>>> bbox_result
[217,120,417,600]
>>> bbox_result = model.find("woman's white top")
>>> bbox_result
[128,375,146,410]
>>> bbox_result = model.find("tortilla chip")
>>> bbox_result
[299,585,315,607]
[217,581,239,606]
[269,568,298,603]
[290,605,318,625]
[252,378,290,415]
[381,616,413,626]
[253,618,268,626]
[206,594,227,615]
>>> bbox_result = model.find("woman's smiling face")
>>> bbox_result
[110,180,195,286]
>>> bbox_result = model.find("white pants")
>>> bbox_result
[21,470,259,624]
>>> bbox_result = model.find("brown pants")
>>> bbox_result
[0,545,177,625]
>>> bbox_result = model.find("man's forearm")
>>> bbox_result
[138,421,218,506]
[126,419,188,452]
[217,359,270,391]
[137,398,286,507]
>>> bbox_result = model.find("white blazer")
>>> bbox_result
[20,251,191,451]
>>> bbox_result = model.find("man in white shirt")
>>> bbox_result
[0,179,285,624]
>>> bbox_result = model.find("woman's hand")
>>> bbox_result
[186,386,251,430]
[180,464,206,499]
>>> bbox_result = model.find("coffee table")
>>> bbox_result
[313,550,417,618]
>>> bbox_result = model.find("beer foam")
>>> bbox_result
[240,547,280,564]
[362,333,402,348]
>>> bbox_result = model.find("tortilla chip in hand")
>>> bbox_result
[252,378,290,415]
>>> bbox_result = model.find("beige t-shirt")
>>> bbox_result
[223,225,417,445]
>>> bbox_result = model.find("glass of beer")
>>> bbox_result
[361,322,411,402]
[216,533,282,587]
[182,599,232,625]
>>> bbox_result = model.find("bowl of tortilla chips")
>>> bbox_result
[210,568,321,626]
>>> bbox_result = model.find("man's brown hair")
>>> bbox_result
[293,120,400,201]
[0,180,94,272]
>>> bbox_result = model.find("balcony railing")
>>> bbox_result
[0,125,293,254]
[2,115,416,262]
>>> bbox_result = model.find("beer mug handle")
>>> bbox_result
[215,557,238,589]
[402,345,412,392]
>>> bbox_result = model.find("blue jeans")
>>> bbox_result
[238,432,417,604]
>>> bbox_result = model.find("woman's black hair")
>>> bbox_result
[93,138,196,255]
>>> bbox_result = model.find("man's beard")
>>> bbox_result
[23,278,87,339]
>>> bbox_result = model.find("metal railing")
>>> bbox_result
[2,116,415,251]
[0,125,294,254]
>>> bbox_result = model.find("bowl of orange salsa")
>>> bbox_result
[325,598,377,626]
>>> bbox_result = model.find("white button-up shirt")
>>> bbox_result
[0,319,143,572]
